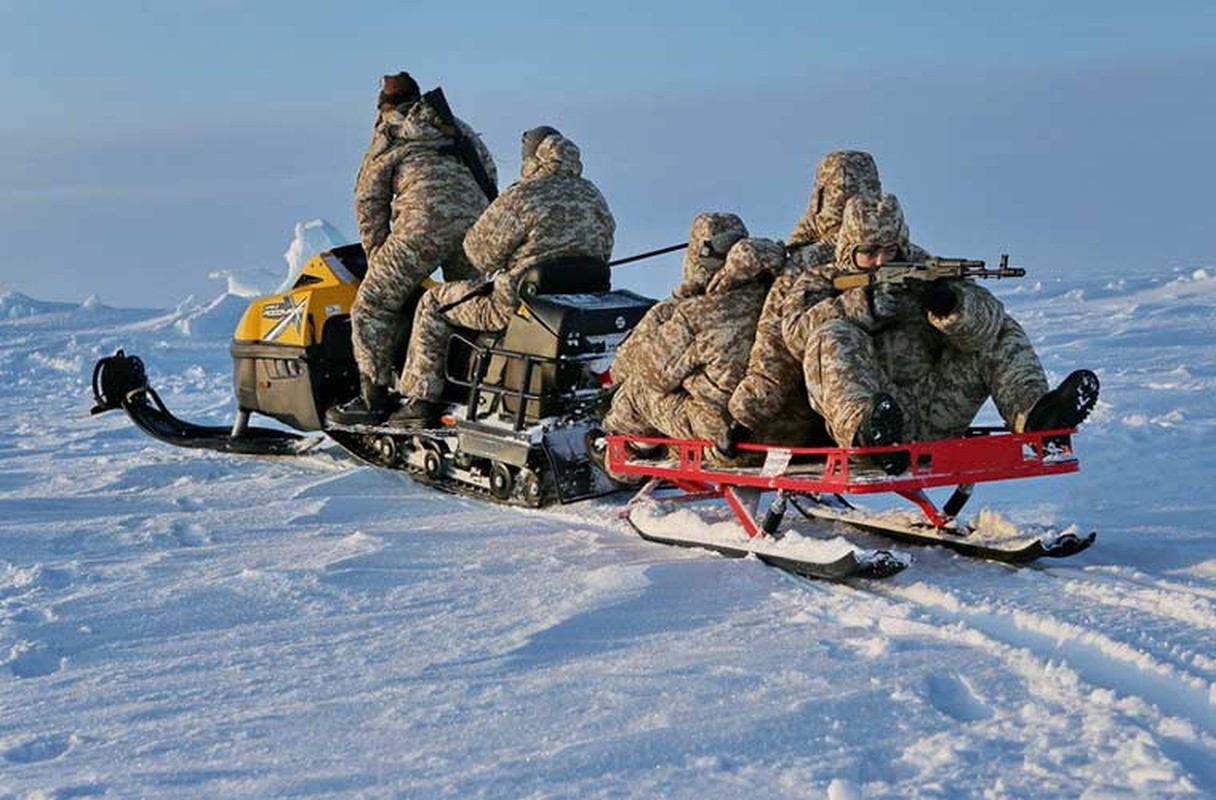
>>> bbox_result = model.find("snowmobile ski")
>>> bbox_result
[91,350,320,456]
[791,495,1096,563]
[626,502,910,581]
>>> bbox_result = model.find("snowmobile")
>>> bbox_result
[90,243,655,506]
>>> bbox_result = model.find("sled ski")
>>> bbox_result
[626,490,910,581]
[91,350,319,456]
[607,428,1094,566]
[790,494,1095,563]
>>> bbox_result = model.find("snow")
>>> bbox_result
[1,238,1215,797]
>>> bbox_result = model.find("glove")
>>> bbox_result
[715,420,752,458]
[867,283,902,319]
[921,278,958,316]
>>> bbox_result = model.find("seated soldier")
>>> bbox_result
[730,151,943,450]
[600,233,784,467]
[391,126,615,427]
[609,212,749,393]
[783,193,1098,472]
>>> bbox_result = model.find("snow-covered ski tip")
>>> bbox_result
[627,497,911,581]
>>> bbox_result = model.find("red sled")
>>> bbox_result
[609,427,1095,568]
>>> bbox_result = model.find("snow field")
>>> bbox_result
[0,263,1214,797]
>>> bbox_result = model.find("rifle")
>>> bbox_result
[421,87,499,202]
[832,254,1026,291]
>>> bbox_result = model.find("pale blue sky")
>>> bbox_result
[1,1,1213,306]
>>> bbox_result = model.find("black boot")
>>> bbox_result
[386,396,444,430]
[715,420,752,459]
[325,377,394,427]
[584,430,643,488]
[1023,369,1100,432]
[855,393,909,476]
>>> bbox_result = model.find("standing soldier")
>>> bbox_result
[328,71,498,426]
[391,127,614,427]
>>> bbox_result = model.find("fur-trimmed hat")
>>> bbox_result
[378,71,421,110]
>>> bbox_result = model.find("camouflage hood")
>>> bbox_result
[521,133,583,180]
[788,151,882,247]
[673,212,749,299]
[831,193,910,277]
[705,237,783,295]
[376,99,457,152]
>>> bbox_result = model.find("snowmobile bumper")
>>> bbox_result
[91,349,319,456]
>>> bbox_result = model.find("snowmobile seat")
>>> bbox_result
[515,256,611,299]
[440,288,653,429]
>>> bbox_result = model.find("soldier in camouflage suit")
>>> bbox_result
[785,193,1059,462]
[330,72,498,425]
[392,127,614,426]
[609,213,749,391]
[603,234,783,464]
[728,151,887,446]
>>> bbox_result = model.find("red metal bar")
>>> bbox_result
[897,489,951,529]
[722,486,761,537]
[607,430,1077,496]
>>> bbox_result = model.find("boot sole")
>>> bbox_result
[1026,369,1100,431]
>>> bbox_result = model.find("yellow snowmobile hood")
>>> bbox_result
[233,249,360,347]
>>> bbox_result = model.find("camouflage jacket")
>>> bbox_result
[354,100,498,262]
[783,267,1013,400]
[611,297,677,387]
[728,151,883,440]
[462,133,614,307]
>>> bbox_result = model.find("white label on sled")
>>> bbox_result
[760,448,793,477]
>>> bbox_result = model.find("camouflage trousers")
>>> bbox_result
[351,231,479,388]
[397,279,513,401]
[729,366,827,446]
[804,318,1049,446]
[603,381,740,466]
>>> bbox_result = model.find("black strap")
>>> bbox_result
[437,279,495,314]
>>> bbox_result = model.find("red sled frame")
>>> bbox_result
[606,428,1081,536]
